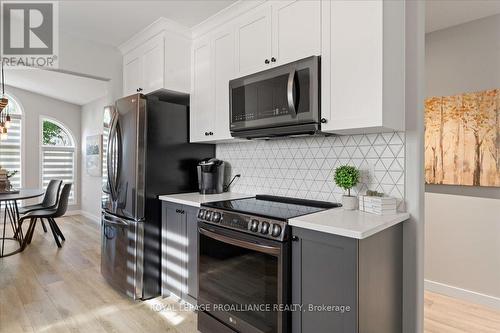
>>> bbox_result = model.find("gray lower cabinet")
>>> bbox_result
[161,201,199,305]
[291,224,403,333]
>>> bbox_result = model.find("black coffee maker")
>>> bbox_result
[197,158,225,194]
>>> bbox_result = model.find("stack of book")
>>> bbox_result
[358,196,397,215]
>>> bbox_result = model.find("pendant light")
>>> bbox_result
[0,59,8,140]
[0,60,7,110]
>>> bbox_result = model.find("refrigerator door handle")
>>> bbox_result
[107,112,122,203]
[107,112,117,201]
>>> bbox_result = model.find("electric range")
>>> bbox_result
[197,195,341,333]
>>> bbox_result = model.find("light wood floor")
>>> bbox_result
[0,215,196,333]
[424,291,500,332]
[1,215,499,333]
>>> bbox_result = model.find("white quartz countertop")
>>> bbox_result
[288,208,410,239]
[159,192,409,239]
[158,192,252,207]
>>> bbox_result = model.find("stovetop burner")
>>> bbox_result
[203,195,341,221]
[200,195,341,242]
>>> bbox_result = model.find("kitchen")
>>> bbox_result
[0,1,498,333]
[103,1,410,331]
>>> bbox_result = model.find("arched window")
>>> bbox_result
[40,118,76,204]
[0,93,23,189]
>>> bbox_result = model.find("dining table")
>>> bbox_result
[0,188,45,258]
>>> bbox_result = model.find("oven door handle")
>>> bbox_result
[199,226,281,255]
[287,68,297,118]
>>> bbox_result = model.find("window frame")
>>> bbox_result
[39,116,78,205]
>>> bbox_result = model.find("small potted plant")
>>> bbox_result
[334,165,360,210]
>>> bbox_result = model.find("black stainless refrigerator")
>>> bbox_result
[101,94,214,300]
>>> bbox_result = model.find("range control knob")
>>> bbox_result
[198,209,206,219]
[271,224,282,237]
[260,222,270,234]
[249,219,259,232]
[212,212,221,222]
[205,211,213,221]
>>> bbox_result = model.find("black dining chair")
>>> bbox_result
[20,183,72,248]
[18,179,62,233]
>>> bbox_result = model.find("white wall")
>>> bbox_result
[425,14,500,307]
[59,32,123,101]
[80,97,107,221]
[64,32,123,221]
[5,85,82,210]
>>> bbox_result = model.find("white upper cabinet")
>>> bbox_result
[190,24,236,143]
[190,0,322,143]
[212,28,236,141]
[235,6,272,76]
[234,1,321,76]
[272,0,321,66]
[120,19,191,97]
[123,51,142,96]
[141,35,165,94]
[190,38,214,143]
[321,0,405,134]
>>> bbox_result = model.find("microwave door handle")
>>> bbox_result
[287,68,297,118]
[199,226,281,256]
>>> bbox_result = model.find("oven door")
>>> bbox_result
[229,56,319,134]
[198,222,289,333]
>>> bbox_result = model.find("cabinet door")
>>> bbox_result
[212,27,235,141]
[291,227,358,333]
[142,34,165,94]
[185,206,199,304]
[272,0,321,66]
[162,202,187,299]
[235,5,272,76]
[123,51,142,96]
[190,38,215,143]
[321,0,384,133]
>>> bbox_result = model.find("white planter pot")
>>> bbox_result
[342,195,358,210]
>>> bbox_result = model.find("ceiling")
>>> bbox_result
[5,68,109,105]
[59,0,236,47]
[426,0,500,33]
[58,1,500,44]
[8,0,500,105]
[3,1,236,105]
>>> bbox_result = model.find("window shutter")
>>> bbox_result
[42,147,75,203]
[0,115,22,189]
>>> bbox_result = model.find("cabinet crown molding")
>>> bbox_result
[191,0,265,39]
[119,17,191,55]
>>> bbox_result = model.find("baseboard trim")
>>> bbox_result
[425,279,500,310]
[66,210,100,224]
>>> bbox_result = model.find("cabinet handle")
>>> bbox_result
[291,236,299,242]
[265,59,270,64]
[175,209,185,214]
[271,57,276,63]
[320,118,328,124]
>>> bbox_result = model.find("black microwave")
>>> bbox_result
[229,56,320,139]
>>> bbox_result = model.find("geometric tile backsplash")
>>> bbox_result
[216,132,406,210]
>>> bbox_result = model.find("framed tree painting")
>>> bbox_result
[425,89,499,187]
[86,135,103,177]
